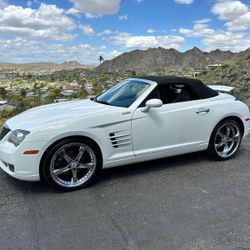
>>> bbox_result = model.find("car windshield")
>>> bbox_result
[95,80,150,108]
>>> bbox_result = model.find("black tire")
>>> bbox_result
[41,137,102,191]
[207,119,242,160]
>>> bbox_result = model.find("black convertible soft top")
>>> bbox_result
[138,76,218,99]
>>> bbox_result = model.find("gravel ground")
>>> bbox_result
[0,138,250,250]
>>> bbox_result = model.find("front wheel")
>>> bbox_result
[41,138,102,191]
[207,119,243,160]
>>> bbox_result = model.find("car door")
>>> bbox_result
[132,85,213,157]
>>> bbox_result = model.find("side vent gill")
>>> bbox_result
[109,132,131,149]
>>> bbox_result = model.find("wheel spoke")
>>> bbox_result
[223,142,229,154]
[78,163,94,170]
[215,141,225,149]
[226,126,231,137]
[214,122,242,159]
[72,168,78,183]
[53,164,71,176]
[228,135,239,142]
[61,149,73,163]
[217,132,225,138]
[50,142,97,188]
[75,146,86,162]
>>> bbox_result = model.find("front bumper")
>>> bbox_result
[0,139,42,181]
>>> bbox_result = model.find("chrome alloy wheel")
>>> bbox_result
[214,122,241,158]
[50,142,97,188]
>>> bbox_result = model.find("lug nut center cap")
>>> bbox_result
[71,162,78,168]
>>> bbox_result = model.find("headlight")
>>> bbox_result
[8,130,30,146]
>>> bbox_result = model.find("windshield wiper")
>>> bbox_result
[95,100,111,106]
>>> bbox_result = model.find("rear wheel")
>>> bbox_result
[41,138,101,191]
[207,119,242,160]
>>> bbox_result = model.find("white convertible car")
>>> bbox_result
[0,76,249,190]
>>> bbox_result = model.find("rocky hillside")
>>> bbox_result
[199,49,250,105]
[99,47,235,73]
[62,61,83,67]
[0,61,91,72]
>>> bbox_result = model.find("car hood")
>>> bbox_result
[6,99,121,131]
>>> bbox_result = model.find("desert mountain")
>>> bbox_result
[0,61,91,71]
[62,61,83,67]
[199,48,250,105]
[99,47,236,73]
[199,48,250,86]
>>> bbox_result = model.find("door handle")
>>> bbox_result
[196,108,210,115]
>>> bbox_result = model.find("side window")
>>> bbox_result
[159,84,199,104]
[139,83,199,108]
[172,84,199,103]
[139,87,161,107]
[159,85,178,104]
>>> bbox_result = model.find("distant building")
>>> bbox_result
[84,83,93,94]
[207,64,223,69]
[41,93,49,100]
[54,98,70,103]
[80,72,86,78]
[54,98,80,103]
[26,91,38,97]
[70,80,79,90]
[0,100,14,111]
[61,90,77,96]
[0,100,7,106]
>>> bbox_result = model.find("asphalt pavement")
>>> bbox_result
[0,138,250,250]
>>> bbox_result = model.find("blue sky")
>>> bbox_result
[0,0,249,64]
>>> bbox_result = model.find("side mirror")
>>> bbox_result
[141,99,163,113]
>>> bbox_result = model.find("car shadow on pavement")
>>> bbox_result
[98,143,249,185]
[2,149,239,193]
[3,174,52,193]
[95,151,209,185]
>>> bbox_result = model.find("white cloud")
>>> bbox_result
[27,1,32,7]
[212,0,250,31]
[106,50,123,59]
[110,32,185,49]
[69,0,120,17]
[0,3,76,41]
[175,0,194,4]
[194,18,211,24]
[212,0,248,21]
[147,29,156,33]
[0,38,107,64]
[203,31,250,52]
[226,12,250,31]
[178,6,250,52]
[0,0,6,9]
[66,8,81,17]
[118,14,128,21]
[98,29,113,36]
[79,24,95,36]
[179,22,215,37]
[135,0,144,4]
[0,26,75,41]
